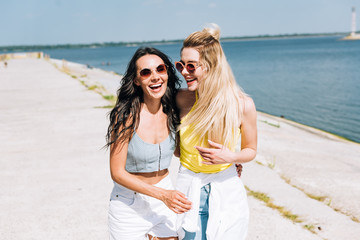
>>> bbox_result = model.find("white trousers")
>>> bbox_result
[176,165,249,240]
[108,175,177,240]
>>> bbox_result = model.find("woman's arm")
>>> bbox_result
[110,138,191,213]
[195,96,257,164]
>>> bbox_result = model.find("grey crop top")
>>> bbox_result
[125,131,176,173]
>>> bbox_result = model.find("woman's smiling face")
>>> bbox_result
[179,47,206,92]
[134,54,168,101]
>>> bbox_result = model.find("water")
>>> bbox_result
[4,36,360,143]
[223,37,360,143]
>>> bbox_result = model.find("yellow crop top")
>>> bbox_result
[179,93,240,173]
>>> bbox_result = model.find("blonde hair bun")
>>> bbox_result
[202,23,221,41]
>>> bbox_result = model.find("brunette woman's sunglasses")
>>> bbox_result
[139,64,167,78]
[175,61,200,73]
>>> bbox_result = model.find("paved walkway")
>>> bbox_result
[0,58,113,239]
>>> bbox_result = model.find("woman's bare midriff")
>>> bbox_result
[130,169,169,185]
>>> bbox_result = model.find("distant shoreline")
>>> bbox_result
[0,32,349,53]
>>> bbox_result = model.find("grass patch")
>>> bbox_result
[351,216,360,222]
[88,85,98,90]
[279,176,360,223]
[94,105,115,109]
[245,186,302,223]
[280,175,291,184]
[51,60,117,105]
[281,175,329,203]
[305,193,327,202]
[255,156,275,169]
[304,224,316,233]
[255,160,264,166]
[244,186,325,235]
[282,209,301,223]
[102,94,116,101]
[247,189,270,203]
[268,157,276,169]
[260,120,280,128]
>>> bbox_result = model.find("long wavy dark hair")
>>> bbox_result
[106,47,181,148]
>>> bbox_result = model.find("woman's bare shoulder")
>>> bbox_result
[238,94,256,126]
[240,95,257,129]
[243,95,256,113]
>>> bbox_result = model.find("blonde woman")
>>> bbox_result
[174,24,257,240]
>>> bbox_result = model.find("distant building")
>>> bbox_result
[342,7,360,40]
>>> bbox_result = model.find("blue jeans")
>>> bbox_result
[183,183,211,240]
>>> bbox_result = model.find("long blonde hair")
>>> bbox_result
[179,24,246,148]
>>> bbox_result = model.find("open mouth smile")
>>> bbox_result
[149,83,163,90]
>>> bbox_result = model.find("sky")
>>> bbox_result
[1,0,360,46]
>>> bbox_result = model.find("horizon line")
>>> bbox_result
[0,31,353,51]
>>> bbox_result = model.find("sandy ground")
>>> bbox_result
[1,58,359,240]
